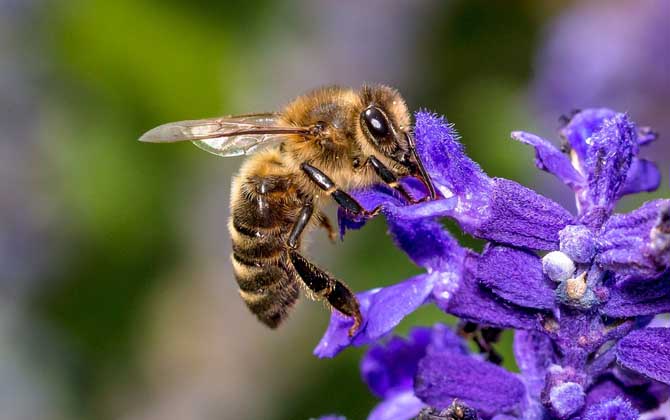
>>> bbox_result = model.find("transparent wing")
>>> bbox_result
[191,132,285,157]
[139,113,311,157]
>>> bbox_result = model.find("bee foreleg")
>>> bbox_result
[301,162,380,217]
[367,156,421,204]
[288,250,362,337]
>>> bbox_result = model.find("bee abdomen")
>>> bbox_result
[231,226,285,260]
[229,170,302,328]
[233,256,299,328]
[231,253,283,291]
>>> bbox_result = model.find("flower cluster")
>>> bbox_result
[315,110,669,420]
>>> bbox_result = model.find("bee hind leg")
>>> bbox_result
[288,249,362,337]
[286,201,362,336]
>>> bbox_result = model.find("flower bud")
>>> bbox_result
[549,382,585,418]
[559,225,596,263]
[542,251,575,282]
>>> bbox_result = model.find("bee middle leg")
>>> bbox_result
[301,162,381,217]
[286,201,362,336]
[291,200,336,243]
[315,211,337,242]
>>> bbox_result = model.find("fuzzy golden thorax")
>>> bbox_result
[280,85,413,196]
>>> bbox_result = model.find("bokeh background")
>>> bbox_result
[1,1,668,419]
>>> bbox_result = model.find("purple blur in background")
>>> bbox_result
[533,0,670,201]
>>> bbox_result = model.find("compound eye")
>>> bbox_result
[363,107,391,140]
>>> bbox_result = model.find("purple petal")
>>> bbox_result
[337,183,465,273]
[385,202,466,272]
[473,178,574,250]
[559,108,618,162]
[384,190,459,223]
[336,178,441,236]
[385,178,574,255]
[645,381,670,410]
[637,126,658,146]
[617,328,670,385]
[514,330,555,398]
[587,374,670,413]
[582,397,639,420]
[362,330,430,398]
[441,254,539,330]
[314,273,437,358]
[511,130,583,189]
[367,391,425,420]
[337,185,400,238]
[414,352,526,418]
[338,210,369,238]
[477,245,555,310]
[336,180,458,234]
[424,323,472,355]
[413,111,491,209]
[411,111,506,235]
[365,273,439,340]
[601,274,670,318]
[342,113,575,253]
[578,113,637,225]
[620,159,661,196]
[361,325,468,398]
[314,289,379,358]
[597,199,670,281]
[587,345,620,380]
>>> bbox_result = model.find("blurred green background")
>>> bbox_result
[2,1,668,419]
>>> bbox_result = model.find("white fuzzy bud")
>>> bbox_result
[542,251,575,282]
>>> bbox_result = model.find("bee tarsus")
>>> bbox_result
[288,249,362,337]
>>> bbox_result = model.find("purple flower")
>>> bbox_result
[314,110,669,419]
[360,325,521,420]
[530,0,670,244]
[582,397,639,420]
[511,108,661,227]
[361,325,467,420]
[533,0,670,175]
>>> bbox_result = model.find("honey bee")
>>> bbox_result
[139,85,436,336]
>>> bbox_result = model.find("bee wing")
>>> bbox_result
[139,113,311,157]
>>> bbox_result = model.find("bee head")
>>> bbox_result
[359,85,437,199]
[358,85,413,166]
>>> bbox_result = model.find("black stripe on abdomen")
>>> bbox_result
[232,255,299,328]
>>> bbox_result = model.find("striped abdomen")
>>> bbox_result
[228,155,304,328]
